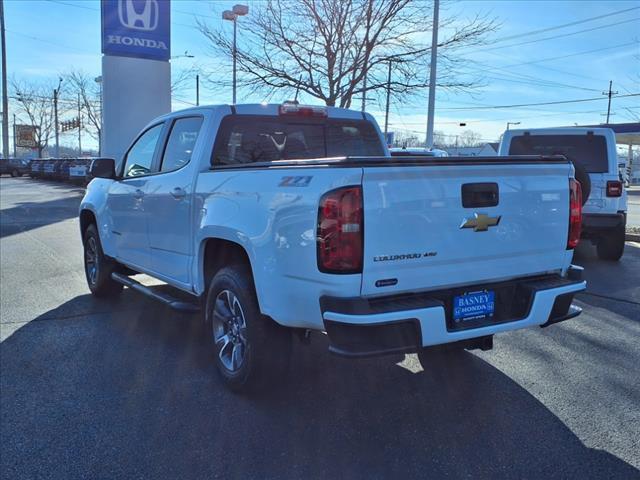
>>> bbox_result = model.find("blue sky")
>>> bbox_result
[4,0,640,150]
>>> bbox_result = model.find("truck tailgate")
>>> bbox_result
[361,162,572,296]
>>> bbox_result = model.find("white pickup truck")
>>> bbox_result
[80,103,586,392]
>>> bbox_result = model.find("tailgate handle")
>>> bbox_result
[462,183,499,208]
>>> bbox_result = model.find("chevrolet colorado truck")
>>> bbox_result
[80,103,586,392]
[500,127,627,261]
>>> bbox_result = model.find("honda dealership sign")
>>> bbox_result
[101,0,170,61]
[100,0,171,162]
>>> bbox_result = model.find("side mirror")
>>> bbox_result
[89,158,116,179]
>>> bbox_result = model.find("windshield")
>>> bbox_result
[508,134,608,173]
[212,115,384,166]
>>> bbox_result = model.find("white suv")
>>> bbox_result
[500,128,627,261]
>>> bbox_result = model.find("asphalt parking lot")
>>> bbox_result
[1,177,639,479]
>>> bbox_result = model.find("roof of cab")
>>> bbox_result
[157,103,370,121]
[505,127,616,137]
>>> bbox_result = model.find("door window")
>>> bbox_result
[122,124,163,178]
[160,117,204,172]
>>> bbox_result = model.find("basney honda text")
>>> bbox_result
[79,102,587,392]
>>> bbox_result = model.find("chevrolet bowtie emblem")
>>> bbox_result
[460,213,501,232]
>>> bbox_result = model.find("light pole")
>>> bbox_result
[1,0,9,159]
[94,76,102,155]
[53,77,62,158]
[223,4,249,105]
[425,0,439,149]
[506,121,520,131]
[384,60,392,137]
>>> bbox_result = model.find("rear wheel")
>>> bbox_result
[205,264,291,393]
[596,226,625,261]
[10,169,19,177]
[83,224,124,297]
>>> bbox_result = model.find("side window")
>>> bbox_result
[160,117,203,172]
[122,124,163,178]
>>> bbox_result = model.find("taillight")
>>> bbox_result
[567,178,582,249]
[317,186,363,273]
[606,180,622,197]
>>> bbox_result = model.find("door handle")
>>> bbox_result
[170,187,186,199]
[133,188,144,199]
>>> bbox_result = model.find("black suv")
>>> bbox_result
[0,158,31,177]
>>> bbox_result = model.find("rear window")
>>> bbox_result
[508,134,608,173]
[212,115,384,166]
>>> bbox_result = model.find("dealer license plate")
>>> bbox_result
[453,290,495,322]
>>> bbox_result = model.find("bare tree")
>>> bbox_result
[197,0,497,108]
[457,129,482,147]
[64,71,102,152]
[11,77,67,158]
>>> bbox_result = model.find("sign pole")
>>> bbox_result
[12,112,15,158]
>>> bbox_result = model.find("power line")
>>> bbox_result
[475,17,639,53]
[6,29,94,54]
[488,6,640,44]
[45,0,194,28]
[469,16,638,57]
[436,93,639,111]
[470,41,638,74]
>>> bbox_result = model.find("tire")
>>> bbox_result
[83,224,124,297]
[205,264,292,393]
[571,161,591,205]
[10,169,19,178]
[596,227,625,261]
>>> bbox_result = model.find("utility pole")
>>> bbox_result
[53,87,59,157]
[361,67,367,112]
[77,93,82,154]
[425,0,439,148]
[603,80,617,124]
[196,74,200,106]
[12,112,15,158]
[1,0,9,159]
[384,60,392,137]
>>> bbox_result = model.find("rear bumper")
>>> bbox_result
[321,269,586,358]
[581,213,626,236]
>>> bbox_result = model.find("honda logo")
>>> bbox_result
[118,0,159,31]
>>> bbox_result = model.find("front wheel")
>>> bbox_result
[10,169,19,177]
[596,227,625,261]
[205,264,291,393]
[83,224,124,297]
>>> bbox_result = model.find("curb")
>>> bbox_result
[626,233,640,242]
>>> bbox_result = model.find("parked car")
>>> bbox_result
[69,158,91,185]
[0,158,31,177]
[500,128,627,261]
[390,147,449,157]
[80,102,586,392]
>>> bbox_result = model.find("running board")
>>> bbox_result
[111,272,200,313]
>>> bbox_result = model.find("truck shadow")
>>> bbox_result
[1,293,638,479]
[0,194,83,239]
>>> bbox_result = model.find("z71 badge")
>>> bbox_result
[279,176,313,187]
